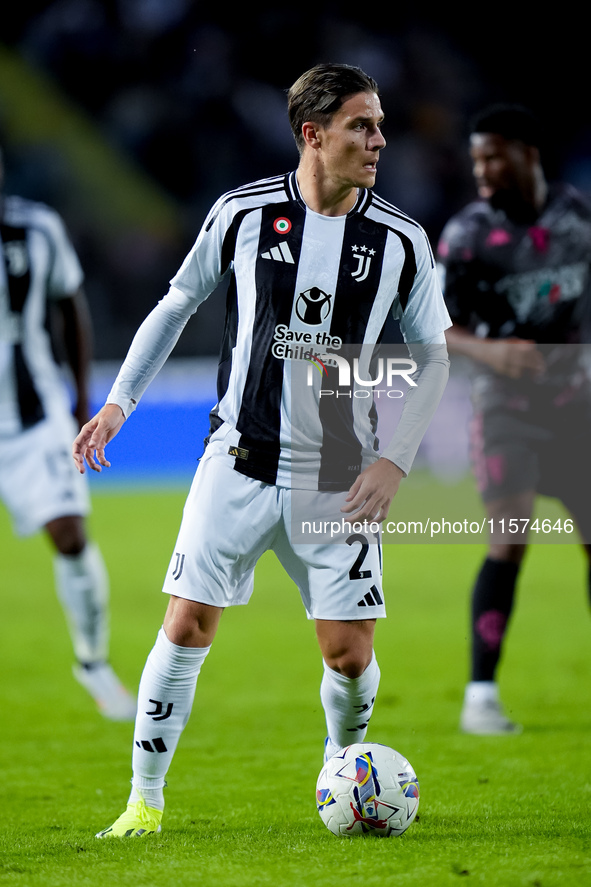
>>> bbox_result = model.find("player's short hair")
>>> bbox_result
[287,63,379,153]
[469,103,542,148]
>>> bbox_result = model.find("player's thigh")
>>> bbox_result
[470,410,539,503]
[161,453,282,607]
[276,489,385,621]
[546,424,591,544]
[0,417,89,537]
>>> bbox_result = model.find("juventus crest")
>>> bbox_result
[351,244,375,282]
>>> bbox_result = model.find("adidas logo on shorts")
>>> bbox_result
[357,585,383,608]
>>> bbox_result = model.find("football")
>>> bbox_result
[316,742,420,837]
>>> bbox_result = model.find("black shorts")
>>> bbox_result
[469,400,591,509]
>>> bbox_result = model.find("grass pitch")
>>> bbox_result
[1,484,590,886]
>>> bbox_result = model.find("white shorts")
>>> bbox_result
[0,413,90,537]
[162,449,385,621]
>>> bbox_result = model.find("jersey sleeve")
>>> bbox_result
[106,285,201,416]
[380,341,449,475]
[169,195,233,304]
[435,214,476,327]
[384,232,451,474]
[396,231,452,343]
[106,195,235,416]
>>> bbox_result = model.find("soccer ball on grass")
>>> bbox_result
[316,742,419,837]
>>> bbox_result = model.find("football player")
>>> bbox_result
[437,105,591,733]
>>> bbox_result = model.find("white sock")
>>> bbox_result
[320,653,380,756]
[464,681,498,705]
[53,543,109,663]
[130,627,211,810]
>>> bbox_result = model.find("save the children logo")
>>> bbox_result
[295,287,333,324]
[271,323,342,361]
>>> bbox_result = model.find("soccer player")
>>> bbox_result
[437,104,591,734]
[73,63,451,837]
[0,147,136,721]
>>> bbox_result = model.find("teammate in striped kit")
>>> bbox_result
[0,147,135,721]
[73,64,451,837]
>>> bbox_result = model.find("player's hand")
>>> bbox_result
[341,458,404,523]
[72,403,125,474]
[487,339,545,379]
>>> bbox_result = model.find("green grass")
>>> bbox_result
[1,485,590,886]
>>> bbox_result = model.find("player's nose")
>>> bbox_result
[370,127,386,150]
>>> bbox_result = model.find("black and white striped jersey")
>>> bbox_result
[109,171,451,489]
[0,196,84,436]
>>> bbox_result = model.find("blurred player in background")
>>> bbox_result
[437,104,591,734]
[0,146,135,721]
[73,63,450,837]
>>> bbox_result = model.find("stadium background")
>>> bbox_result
[1,4,589,485]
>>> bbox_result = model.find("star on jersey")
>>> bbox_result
[351,244,376,282]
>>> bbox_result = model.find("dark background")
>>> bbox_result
[2,3,588,360]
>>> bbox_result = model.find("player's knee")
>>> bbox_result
[488,543,527,565]
[45,516,87,556]
[163,597,222,648]
[326,648,373,679]
[317,619,376,678]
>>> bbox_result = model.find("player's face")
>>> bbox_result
[470,133,534,201]
[317,91,386,190]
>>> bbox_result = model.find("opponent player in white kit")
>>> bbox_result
[0,147,135,721]
[73,64,451,836]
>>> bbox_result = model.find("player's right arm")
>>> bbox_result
[437,213,545,379]
[71,286,194,474]
[73,403,126,473]
[445,324,545,379]
[71,286,195,474]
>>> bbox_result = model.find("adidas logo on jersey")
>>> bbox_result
[261,242,294,263]
[357,585,383,608]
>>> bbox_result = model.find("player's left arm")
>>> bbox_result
[341,338,449,522]
[342,232,451,523]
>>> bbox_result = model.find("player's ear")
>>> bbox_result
[524,143,541,167]
[302,121,322,149]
